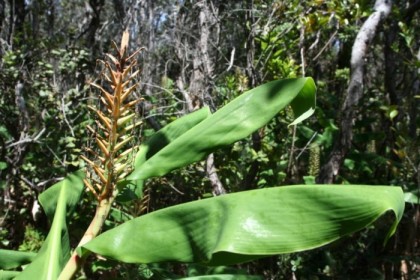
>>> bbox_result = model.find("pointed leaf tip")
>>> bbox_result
[82,185,404,266]
[128,77,316,181]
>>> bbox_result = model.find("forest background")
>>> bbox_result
[0,0,419,279]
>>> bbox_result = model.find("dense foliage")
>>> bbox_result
[0,0,419,279]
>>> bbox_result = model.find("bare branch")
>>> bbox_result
[206,153,226,196]
[317,0,392,183]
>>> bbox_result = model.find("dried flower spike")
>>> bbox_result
[83,30,143,201]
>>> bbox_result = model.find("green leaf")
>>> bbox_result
[404,192,420,204]
[81,185,403,266]
[0,250,36,269]
[38,170,85,221]
[128,78,316,181]
[14,171,84,280]
[0,125,12,140]
[134,106,211,168]
[389,109,398,120]
[119,106,211,200]
[0,162,7,171]
[0,270,20,279]
[303,176,316,185]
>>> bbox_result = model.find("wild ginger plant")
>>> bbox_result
[0,32,405,280]
[59,31,143,279]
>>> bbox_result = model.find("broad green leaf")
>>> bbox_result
[0,270,20,279]
[0,250,36,269]
[14,171,84,280]
[82,185,403,266]
[128,78,316,181]
[39,170,85,221]
[135,106,211,168]
[118,106,211,200]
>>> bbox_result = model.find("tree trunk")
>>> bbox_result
[85,0,105,55]
[174,0,226,195]
[8,0,26,47]
[317,0,392,184]
[0,0,5,35]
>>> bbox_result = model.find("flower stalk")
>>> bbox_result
[58,31,143,280]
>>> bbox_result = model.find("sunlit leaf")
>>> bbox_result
[81,185,403,266]
[118,106,211,200]
[134,106,211,168]
[128,78,316,181]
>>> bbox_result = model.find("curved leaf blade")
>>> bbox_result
[39,170,85,221]
[0,270,20,279]
[135,106,211,168]
[82,185,403,266]
[15,171,84,280]
[128,78,316,181]
[0,250,36,269]
[118,107,211,201]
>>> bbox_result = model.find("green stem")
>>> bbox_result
[58,194,116,280]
